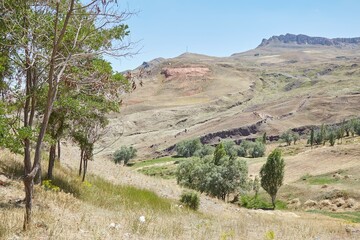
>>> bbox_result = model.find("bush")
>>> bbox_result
[113,146,137,165]
[237,140,265,158]
[237,146,246,157]
[180,191,200,210]
[222,140,237,159]
[249,141,265,158]
[280,131,293,146]
[194,144,215,158]
[175,139,202,157]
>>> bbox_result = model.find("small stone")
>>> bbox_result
[139,216,146,223]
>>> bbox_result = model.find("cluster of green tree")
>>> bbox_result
[113,146,137,165]
[0,0,135,229]
[176,143,248,201]
[176,142,285,209]
[237,140,266,158]
[175,138,265,159]
[308,119,360,147]
[280,131,300,146]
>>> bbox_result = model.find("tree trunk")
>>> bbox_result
[47,144,56,180]
[271,195,276,209]
[23,176,33,230]
[82,158,87,182]
[57,140,61,161]
[34,166,42,185]
[79,149,83,176]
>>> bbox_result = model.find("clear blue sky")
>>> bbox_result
[111,0,360,71]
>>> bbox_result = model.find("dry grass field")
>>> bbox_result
[1,145,360,240]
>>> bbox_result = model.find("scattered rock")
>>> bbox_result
[345,226,360,235]
[344,175,352,179]
[287,198,301,209]
[344,198,356,208]
[109,222,121,230]
[319,200,331,209]
[304,200,318,208]
[332,198,345,208]
[333,173,342,180]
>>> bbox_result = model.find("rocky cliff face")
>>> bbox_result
[258,33,360,47]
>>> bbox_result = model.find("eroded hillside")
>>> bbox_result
[96,35,360,159]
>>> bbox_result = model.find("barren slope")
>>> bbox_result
[95,39,360,160]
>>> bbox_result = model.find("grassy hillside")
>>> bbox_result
[1,148,360,239]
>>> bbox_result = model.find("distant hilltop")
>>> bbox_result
[258,33,360,47]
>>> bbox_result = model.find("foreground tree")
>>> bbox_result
[1,0,134,229]
[260,149,285,209]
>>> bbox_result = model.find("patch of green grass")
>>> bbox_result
[239,195,287,210]
[131,156,178,169]
[138,164,177,179]
[308,210,360,223]
[79,175,172,212]
[300,173,343,185]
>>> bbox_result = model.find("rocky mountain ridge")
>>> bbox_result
[259,33,360,47]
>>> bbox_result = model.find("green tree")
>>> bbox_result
[0,0,134,229]
[113,146,137,165]
[175,138,202,157]
[250,141,265,158]
[222,140,238,159]
[260,149,285,209]
[328,129,336,146]
[176,153,248,201]
[309,128,314,148]
[262,132,267,144]
[280,131,293,146]
[214,143,226,165]
[194,144,215,158]
[292,132,300,145]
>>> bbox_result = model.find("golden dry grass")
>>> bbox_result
[1,149,360,239]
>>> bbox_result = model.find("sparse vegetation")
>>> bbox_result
[179,191,200,210]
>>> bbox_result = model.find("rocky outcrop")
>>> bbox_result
[160,66,210,80]
[258,33,360,47]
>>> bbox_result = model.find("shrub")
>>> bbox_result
[237,146,246,157]
[42,180,60,192]
[194,144,215,158]
[175,139,202,157]
[328,129,336,146]
[292,132,300,144]
[280,131,293,146]
[222,140,237,159]
[249,141,265,158]
[113,146,137,165]
[237,140,265,158]
[180,191,200,210]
